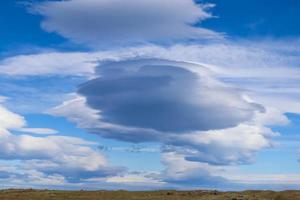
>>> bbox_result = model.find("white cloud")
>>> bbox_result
[0,104,25,131]
[0,167,69,188]
[225,173,300,186]
[31,0,221,47]
[0,52,96,77]
[1,40,299,86]
[161,104,288,166]
[159,151,227,187]
[49,96,100,129]
[0,98,58,134]
[0,130,122,182]
[18,128,58,135]
[253,107,289,126]
[0,99,123,184]
[105,173,164,186]
[0,97,26,132]
[167,124,275,165]
[159,151,300,189]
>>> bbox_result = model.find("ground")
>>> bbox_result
[0,190,299,200]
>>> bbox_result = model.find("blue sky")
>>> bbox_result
[0,0,299,190]
[201,0,300,38]
[0,1,62,55]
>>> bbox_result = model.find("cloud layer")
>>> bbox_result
[2,42,296,187]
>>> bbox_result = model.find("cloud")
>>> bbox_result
[165,124,275,165]
[18,128,58,135]
[0,52,96,77]
[52,59,262,140]
[225,173,300,186]
[158,151,229,187]
[0,130,124,183]
[1,39,299,90]
[98,145,160,153]
[0,99,124,184]
[0,102,25,131]
[1,39,299,187]
[165,159,300,190]
[0,96,26,132]
[0,97,59,134]
[0,0,297,189]
[30,0,221,47]
[0,167,69,188]
[80,59,262,132]
[1,40,300,115]
[105,173,164,186]
[161,103,288,166]
[49,59,284,168]
[49,96,100,129]
[158,151,300,189]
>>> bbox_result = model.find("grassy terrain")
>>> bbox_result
[0,189,299,200]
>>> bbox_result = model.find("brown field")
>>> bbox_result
[0,189,299,200]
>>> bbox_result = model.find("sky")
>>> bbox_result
[0,0,299,190]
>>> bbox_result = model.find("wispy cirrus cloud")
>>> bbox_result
[17,127,58,135]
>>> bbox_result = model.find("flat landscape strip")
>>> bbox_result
[0,190,299,200]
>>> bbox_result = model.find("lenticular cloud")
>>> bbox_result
[50,59,273,166]
[78,59,263,137]
[32,0,221,47]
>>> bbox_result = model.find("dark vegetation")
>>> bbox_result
[0,189,299,200]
